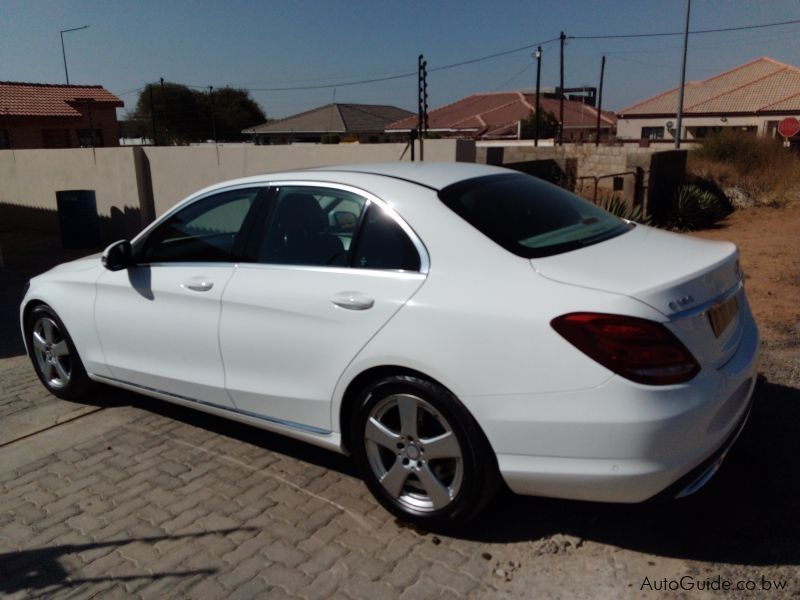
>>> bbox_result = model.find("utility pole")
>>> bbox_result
[59,25,89,85]
[675,0,691,149]
[159,78,169,141]
[209,86,218,144]
[559,31,566,146]
[534,46,542,147]
[86,99,94,147]
[148,84,158,146]
[418,55,428,161]
[595,55,606,147]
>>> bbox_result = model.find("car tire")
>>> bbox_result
[26,304,94,400]
[351,374,499,529]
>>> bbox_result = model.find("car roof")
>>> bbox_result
[176,162,514,210]
[306,162,511,190]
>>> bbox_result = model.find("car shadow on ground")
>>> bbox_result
[112,388,358,478]
[0,530,249,595]
[107,376,800,567]
[467,377,800,566]
[0,269,29,359]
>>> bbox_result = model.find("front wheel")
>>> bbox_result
[26,304,94,400]
[351,375,499,529]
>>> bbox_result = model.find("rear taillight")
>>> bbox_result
[551,313,700,385]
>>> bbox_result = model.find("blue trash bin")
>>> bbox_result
[56,190,100,249]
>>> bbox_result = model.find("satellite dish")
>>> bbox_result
[666,121,675,129]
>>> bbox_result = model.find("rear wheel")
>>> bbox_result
[351,375,498,529]
[26,304,93,400]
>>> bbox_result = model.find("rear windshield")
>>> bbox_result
[439,173,632,258]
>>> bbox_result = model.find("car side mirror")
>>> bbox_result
[102,239,133,271]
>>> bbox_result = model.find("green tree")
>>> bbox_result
[519,109,559,140]
[199,87,266,142]
[128,82,266,144]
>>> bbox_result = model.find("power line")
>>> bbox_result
[428,37,561,73]
[492,40,559,91]
[236,18,800,92]
[117,86,144,96]
[116,16,800,100]
[571,17,800,40]
[244,37,560,92]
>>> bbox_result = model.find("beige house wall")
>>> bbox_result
[0,140,474,238]
[0,147,143,237]
[476,144,656,180]
[143,139,473,216]
[616,115,795,140]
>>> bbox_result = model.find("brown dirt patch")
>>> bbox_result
[689,202,800,342]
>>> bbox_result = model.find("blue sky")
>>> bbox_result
[2,0,800,119]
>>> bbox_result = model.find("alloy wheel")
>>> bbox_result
[364,393,464,513]
[31,316,72,389]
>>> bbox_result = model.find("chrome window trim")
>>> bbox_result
[93,374,331,435]
[264,180,430,275]
[131,182,271,247]
[130,179,430,274]
[235,262,426,279]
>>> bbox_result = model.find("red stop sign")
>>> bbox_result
[777,117,800,138]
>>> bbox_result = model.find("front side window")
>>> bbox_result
[439,173,631,259]
[140,188,261,263]
[256,186,366,266]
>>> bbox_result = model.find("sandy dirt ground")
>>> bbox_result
[691,203,800,342]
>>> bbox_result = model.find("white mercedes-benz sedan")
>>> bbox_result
[20,162,759,527]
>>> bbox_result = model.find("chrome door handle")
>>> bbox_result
[331,292,374,310]
[183,278,214,292]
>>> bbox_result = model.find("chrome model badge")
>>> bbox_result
[668,295,694,312]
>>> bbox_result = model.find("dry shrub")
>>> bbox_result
[687,130,800,207]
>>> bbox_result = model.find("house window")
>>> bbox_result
[42,129,71,148]
[641,127,664,140]
[0,130,9,149]
[693,126,724,139]
[77,129,104,147]
[766,121,779,138]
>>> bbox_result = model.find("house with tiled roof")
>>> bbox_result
[243,103,413,144]
[384,91,616,142]
[616,57,800,142]
[0,82,123,149]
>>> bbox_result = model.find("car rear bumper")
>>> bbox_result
[467,304,759,503]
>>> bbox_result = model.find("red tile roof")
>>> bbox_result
[243,103,413,134]
[0,81,123,117]
[617,57,800,116]
[385,91,616,138]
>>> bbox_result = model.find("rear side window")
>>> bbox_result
[351,204,421,271]
[439,173,631,258]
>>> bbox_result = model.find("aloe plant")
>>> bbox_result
[597,196,650,224]
[656,184,731,231]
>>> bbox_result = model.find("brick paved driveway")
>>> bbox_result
[2,232,799,598]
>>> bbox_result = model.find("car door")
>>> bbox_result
[219,183,427,431]
[94,186,265,407]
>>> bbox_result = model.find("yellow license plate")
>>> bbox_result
[708,294,739,338]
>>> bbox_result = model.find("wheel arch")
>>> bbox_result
[338,364,495,457]
[20,297,49,356]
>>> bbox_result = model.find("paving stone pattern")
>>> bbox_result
[0,392,504,598]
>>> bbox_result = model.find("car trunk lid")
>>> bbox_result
[531,225,744,368]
